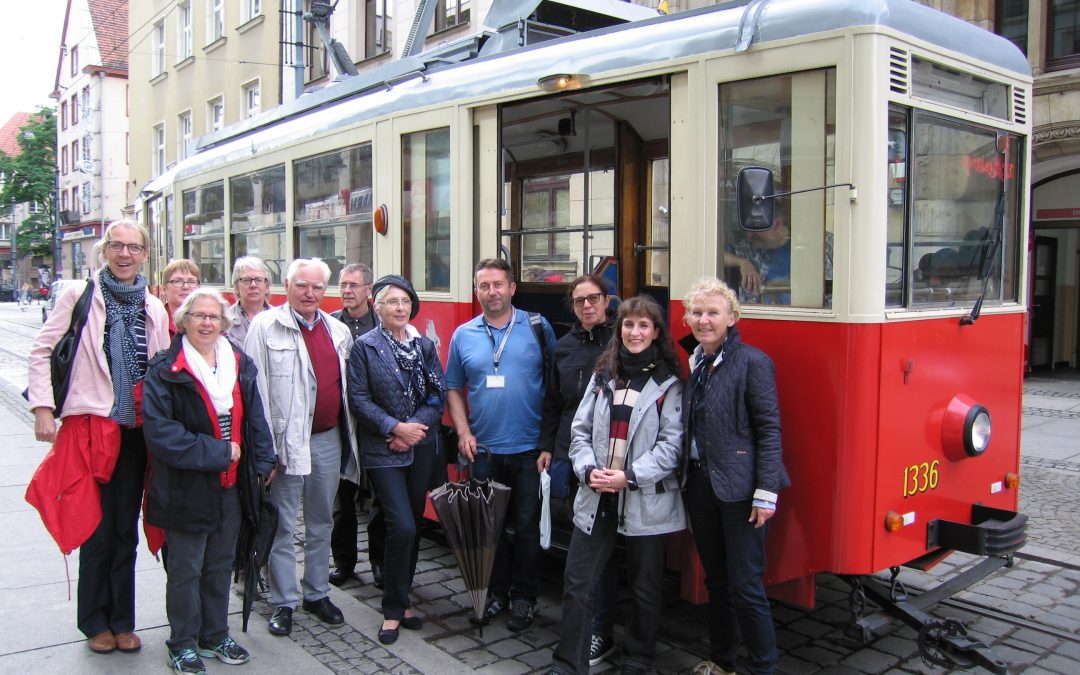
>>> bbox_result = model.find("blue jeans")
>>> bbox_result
[551,499,668,674]
[684,463,777,675]
[367,441,436,620]
[471,450,542,604]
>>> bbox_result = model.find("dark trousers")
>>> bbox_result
[366,442,436,620]
[77,427,147,638]
[472,450,542,604]
[552,504,668,674]
[685,465,777,675]
[331,478,386,571]
[591,557,618,637]
[164,487,241,650]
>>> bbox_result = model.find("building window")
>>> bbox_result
[365,0,392,58]
[61,190,69,212]
[71,93,79,126]
[434,0,470,32]
[81,182,92,213]
[207,0,224,43]
[183,181,226,283]
[0,223,8,241]
[1049,0,1080,70]
[83,133,92,160]
[402,128,451,292]
[81,85,90,118]
[243,80,261,118]
[152,20,166,76]
[293,144,374,278]
[996,0,1027,53]
[208,96,224,132]
[70,46,78,76]
[61,145,69,174]
[243,0,262,22]
[153,123,166,177]
[72,140,79,170]
[29,202,44,214]
[72,186,79,212]
[178,111,193,160]
[178,1,193,60]
[61,101,68,130]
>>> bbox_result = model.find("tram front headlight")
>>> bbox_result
[942,394,991,460]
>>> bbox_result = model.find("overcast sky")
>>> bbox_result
[0,0,68,127]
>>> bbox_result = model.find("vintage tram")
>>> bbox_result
[138,0,1030,669]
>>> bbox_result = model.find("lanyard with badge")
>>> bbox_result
[482,309,515,389]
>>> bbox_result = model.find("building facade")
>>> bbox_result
[52,0,130,281]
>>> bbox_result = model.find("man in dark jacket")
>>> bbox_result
[328,263,383,588]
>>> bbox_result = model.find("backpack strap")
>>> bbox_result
[527,312,549,384]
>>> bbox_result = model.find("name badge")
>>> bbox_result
[486,374,506,389]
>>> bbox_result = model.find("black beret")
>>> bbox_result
[371,274,420,319]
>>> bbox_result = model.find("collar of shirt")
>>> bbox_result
[292,307,323,331]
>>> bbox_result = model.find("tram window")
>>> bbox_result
[718,69,835,308]
[294,144,374,282]
[402,128,451,292]
[886,108,909,307]
[899,112,1021,307]
[183,181,226,284]
[911,57,1008,121]
[230,165,286,285]
[645,157,670,287]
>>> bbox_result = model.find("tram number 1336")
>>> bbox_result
[902,460,940,498]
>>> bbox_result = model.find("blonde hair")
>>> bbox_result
[93,220,151,266]
[162,258,201,282]
[684,277,741,322]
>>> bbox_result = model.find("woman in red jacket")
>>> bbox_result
[27,220,170,655]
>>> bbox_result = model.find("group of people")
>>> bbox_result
[28,219,789,675]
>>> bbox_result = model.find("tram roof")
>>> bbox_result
[151,0,1029,193]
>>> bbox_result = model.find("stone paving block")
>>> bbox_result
[1023,668,1068,675]
[431,633,480,653]
[650,645,701,673]
[839,648,899,673]
[776,626,812,650]
[1057,639,1080,661]
[473,659,531,675]
[992,643,1044,669]
[985,574,1028,590]
[771,604,805,624]
[787,617,834,639]
[872,635,918,658]
[790,645,844,666]
[489,637,532,658]
[1035,653,1080,675]
[1008,626,1061,650]
[413,582,455,601]
[517,625,559,648]
[775,653,818,675]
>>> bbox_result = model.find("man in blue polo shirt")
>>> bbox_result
[446,258,556,632]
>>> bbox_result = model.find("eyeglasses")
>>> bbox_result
[238,277,269,286]
[106,241,146,255]
[340,282,369,291]
[292,281,327,293]
[572,293,604,308]
[188,312,223,324]
[380,298,413,309]
[167,279,200,289]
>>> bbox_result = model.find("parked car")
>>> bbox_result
[0,283,13,302]
[42,279,83,323]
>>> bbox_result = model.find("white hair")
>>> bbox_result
[231,256,272,287]
[173,288,232,333]
[286,258,331,284]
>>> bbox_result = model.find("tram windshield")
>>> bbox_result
[886,108,1022,308]
[718,69,836,308]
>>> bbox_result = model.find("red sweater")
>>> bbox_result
[300,319,342,433]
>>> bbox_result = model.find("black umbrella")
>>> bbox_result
[234,453,277,632]
[429,446,511,636]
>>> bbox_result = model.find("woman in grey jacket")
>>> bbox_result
[546,295,685,675]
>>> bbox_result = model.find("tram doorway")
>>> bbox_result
[497,77,672,334]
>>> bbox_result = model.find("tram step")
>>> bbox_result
[925,504,1027,557]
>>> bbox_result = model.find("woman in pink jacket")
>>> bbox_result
[27,220,170,656]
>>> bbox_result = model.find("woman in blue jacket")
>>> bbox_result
[682,277,789,675]
[347,275,446,645]
[143,288,277,674]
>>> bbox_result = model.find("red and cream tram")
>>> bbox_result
[138,0,1030,669]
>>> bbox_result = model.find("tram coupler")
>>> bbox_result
[843,556,1012,673]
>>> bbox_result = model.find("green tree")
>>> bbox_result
[0,108,57,260]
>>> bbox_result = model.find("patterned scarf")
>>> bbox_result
[100,267,148,427]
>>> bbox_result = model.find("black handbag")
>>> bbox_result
[22,280,95,417]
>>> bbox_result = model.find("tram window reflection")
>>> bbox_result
[230,165,286,285]
[182,181,225,284]
[294,144,374,277]
[402,128,451,292]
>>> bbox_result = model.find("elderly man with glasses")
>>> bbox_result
[225,256,274,348]
[245,258,360,637]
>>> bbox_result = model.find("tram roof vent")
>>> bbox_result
[479,0,658,57]
[889,47,911,95]
[1013,87,1027,125]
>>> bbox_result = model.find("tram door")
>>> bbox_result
[497,78,672,332]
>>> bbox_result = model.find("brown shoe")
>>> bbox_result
[114,631,142,653]
[87,630,116,654]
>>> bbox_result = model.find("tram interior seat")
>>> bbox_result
[913,228,991,303]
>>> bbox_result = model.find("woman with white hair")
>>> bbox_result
[27,220,170,655]
[143,288,276,673]
[224,256,273,347]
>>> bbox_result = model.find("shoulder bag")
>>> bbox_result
[22,280,96,417]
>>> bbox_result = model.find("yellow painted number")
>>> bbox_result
[903,460,940,498]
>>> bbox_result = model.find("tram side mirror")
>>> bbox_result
[736,166,775,232]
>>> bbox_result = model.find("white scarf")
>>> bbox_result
[182,335,237,415]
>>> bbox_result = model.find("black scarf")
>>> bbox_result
[617,344,658,380]
[100,267,148,427]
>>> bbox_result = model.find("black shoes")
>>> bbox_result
[371,562,384,590]
[377,626,399,645]
[378,614,422,645]
[400,615,423,631]
[507,600,536,632]
[268,606,293,636]
[302,596,345,625]
[329,567,358,587]
[469,595,509,626]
